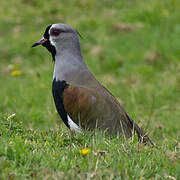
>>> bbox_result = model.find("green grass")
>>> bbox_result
[0,0,180,179]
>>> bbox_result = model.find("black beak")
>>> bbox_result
[32,37,47,47]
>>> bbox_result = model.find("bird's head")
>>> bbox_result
[32,23,81,61]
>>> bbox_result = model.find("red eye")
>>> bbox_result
[51,29,60,36]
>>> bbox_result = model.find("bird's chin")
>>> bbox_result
[42,41,56,61]
[42,40,53,50]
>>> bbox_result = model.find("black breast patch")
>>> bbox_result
[52,79,70,128]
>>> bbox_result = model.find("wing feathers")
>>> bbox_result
[53,79,153,145]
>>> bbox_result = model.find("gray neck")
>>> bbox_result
[53,37,88,82]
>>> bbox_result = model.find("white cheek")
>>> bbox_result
[49,36,56,47]
[67,115,83,134]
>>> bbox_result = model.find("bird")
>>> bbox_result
[32,23,153,145]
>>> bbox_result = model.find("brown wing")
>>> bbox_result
[63,84,135,138]
[60,70,153,145]
[63,85,97,129]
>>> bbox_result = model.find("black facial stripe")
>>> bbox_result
[52,79,70,129]
[43,25,52,39]
[42,24,56,61]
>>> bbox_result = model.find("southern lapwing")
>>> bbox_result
[32,23,153,145]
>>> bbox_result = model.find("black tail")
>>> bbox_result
[126,114,154,146]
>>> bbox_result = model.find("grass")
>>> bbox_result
[0,0,180,179]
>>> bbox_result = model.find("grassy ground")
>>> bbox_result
[0,0,180,179]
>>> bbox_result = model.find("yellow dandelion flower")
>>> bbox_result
[80,148,91,156]
[11,70,21,76]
